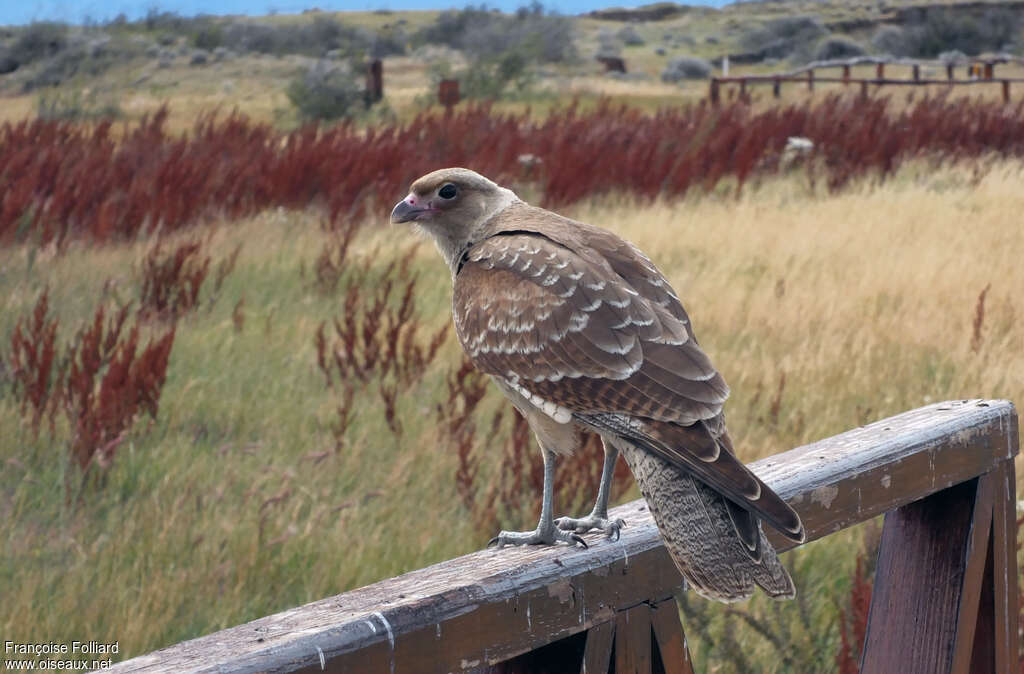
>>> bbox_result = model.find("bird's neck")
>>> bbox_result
[440,189,521,278]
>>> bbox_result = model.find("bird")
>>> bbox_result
[390,168,805,602]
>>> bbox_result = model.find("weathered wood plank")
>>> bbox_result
[108,399,1018,674]
[990,458,1019,674]
[580,621,614,674]
[968,533,996,674]
[615,604,652,674]
[860,477,982,673]
[950,471,995,674]
[649,598,694,674]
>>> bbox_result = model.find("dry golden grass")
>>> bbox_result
[1,159,1022,671]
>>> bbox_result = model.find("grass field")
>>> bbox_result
[2,156,1022,670]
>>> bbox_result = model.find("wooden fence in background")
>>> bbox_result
[710,57,1024,104]
[108,399,1018,673]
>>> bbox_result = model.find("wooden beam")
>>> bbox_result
[580,621,614,674]
[107,400,1017,674]
[859,465,997,674]
[650,599,694,674]
[615,603,653,674]
[990,459,1019,673]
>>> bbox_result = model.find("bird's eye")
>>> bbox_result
[438,183,458,199]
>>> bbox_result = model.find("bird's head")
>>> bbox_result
[391,168,517,270]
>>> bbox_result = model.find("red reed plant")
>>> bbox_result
[4,94,1024,247]
[5,289,176,473]
[138,239,211,320]
[7,289,61,435]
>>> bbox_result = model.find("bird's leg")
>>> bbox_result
[555,440,626,540]
[488,447,587,549]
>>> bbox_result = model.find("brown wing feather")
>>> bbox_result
[453,230,804,543]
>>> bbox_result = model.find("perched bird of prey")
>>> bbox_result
[391,168,805,602]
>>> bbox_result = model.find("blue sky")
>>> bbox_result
[2,0,721,26]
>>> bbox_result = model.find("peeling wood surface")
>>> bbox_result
[109,399,1018,674]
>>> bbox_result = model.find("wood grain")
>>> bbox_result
[614,604,652,674]
[649,598,694,674]
[107,399,1018,674]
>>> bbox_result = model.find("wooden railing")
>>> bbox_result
[710,56,1024,104]
[109,399,1018,673]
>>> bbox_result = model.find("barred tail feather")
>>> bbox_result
[618,441,795,602]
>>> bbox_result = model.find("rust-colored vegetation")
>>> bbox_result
[4,95,1024,246]
[6,290,176,473]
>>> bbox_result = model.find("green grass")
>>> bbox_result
[2,161,1024,670]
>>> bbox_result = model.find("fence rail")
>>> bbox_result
[109,399,1018,673]
[710,59,1024,104]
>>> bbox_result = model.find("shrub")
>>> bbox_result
[617,25,645,46]
[871,25,909,57]
[903,7,1022,57]
[460,50,535,100]
[814,36,866,61]
[415,3,575,64]
[36,89,122,121]
[9,22,68,67]
[219,16,378,58]
[661,56,711,82]
[741,15,828,62]
[286,59,366,121]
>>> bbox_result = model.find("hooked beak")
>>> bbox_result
[390,195,434,224]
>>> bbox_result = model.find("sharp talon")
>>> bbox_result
[609,527,620,542]
[487,536,501,548]
[572,534,588,549]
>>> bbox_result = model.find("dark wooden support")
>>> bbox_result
[842,64,851,83]
[876,63,885,79]
[860,80,869,99]
[860,452,1018,674]
[984,63,994,80]
[738,79,747,99]
[989,460,1018,672]
[913,64,920,82]
[709,78,720,105]
[106,400,1018,674]
[650,599,695,674]
[439,79,460,108]
[772,77,780,98]
[616,604,653,674]
[806,69,814,91]
[1003,80,1011,103]
[947,63,955,81]
[581,621,615,674]
[365,59,383,104]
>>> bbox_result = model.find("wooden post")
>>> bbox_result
[984,63,994,80]
[947,63,955,81]
[876,62,885,80]
[912,64,920,82]
[860,451,1019,674]
[1003,80,1010,103]
[860,80,869,99]
[772,76,781,98]
[842,64,851,84]
[739,78,747,101]
[364,59,383,105]
[709,78,720,105]
[807,69,814,92]
[438,79,460,109]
